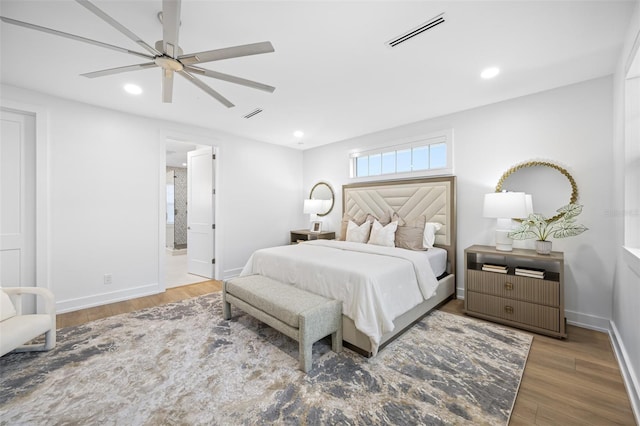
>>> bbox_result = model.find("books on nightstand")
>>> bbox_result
[515,266,546,279]
[482,263,508,274]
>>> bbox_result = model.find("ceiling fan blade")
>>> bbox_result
[162,0,181,58]
[162,69,174,103]
[177,70,234,108]
[179,41,275,66]
[184,66,275,93]
[0,16,153,60]
[81,62,158,78]
[76,0,161,57]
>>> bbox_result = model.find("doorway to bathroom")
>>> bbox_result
[164,139,217,288]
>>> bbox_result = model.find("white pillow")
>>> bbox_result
[368,220,398,247]
[423,222,443,248]
[346,220,371,243]
[0,289,17,321]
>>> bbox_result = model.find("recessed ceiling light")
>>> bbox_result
[293,130,304,138]
[182,163,187,167]
[124,83,142,95]
[481,67,500,79]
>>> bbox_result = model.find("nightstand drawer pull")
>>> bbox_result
[504,282,513,291]
[504,305,514,314]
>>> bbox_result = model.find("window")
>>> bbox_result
[350,130,453,179]
[623,39,640,274]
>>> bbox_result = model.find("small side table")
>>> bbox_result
[290,229,335,244]
[464,244,566,338]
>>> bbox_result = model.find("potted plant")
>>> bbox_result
[508,203,588,254]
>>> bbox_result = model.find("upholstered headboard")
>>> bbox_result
[342,176,456,274]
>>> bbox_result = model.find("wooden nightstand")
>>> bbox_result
[464,244,566,338]
[290,229,335,244]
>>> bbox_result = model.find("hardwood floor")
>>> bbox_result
[440,299,636,425]
[56,280,221,329]
[57,282,637,425]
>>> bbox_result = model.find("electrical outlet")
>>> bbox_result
[104,274,112,285]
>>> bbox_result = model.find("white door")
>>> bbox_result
[187,147,215,278]
[0,109,36,312]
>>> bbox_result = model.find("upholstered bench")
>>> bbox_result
[223,274,342,372]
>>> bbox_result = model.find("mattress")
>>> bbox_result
[422,246,447,277]
[239,240,443,354]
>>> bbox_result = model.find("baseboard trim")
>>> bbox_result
[610,320,640,424]
[56,283,162,314]
[564,309,610,332]
[223,268,243,281]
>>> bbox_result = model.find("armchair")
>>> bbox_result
[0,287,56,357]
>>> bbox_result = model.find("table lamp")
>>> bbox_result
[483,192,529,251]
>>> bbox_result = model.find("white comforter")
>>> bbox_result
[240,240,439,354]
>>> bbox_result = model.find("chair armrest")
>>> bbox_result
[2,287,55,316]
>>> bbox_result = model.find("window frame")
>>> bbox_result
[623,36,640,276]
[348,129,453,181]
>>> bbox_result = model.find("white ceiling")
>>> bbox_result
[0,1,636,150]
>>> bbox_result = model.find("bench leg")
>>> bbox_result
[223,300,231,320]
[331,327,343,353]
[299,338,312,373]
[222,286,231,320]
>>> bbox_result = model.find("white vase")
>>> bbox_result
[535,240,552,255]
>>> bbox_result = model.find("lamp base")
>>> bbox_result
[495,229,513,252]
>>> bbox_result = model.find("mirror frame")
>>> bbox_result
[309,181,335,217]
[495,160,578,222]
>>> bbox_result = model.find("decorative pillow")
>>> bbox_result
[340,213,366,241]
[368,220,398,247]
[367,210,393,226]
[395,215,427,250]
[423,222,443,248]
[0,289,17,321]
[346,220,371,243]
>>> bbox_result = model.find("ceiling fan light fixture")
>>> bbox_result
[293,130,304,138]
[124,83,142,95]
[1,0,275,107]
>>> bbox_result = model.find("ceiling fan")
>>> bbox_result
[0,0,275,108]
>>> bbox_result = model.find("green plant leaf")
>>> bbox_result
[510,203,587,241]
[528,213,548,228]
[551,223,588,238]
[557,203,583,220]
[508,224,538,240]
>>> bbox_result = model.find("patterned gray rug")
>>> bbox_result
[0,292,531,425]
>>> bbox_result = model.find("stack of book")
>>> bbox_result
[515,266,546,279]
[482,263,508,274]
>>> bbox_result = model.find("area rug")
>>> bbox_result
[0,293,531,425]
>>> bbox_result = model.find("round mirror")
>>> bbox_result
[496,161,578,222]
[309,182,334,217]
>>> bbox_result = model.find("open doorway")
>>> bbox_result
[164,139,216,288]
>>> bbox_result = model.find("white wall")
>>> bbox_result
[303,76,615,330]
[0,84,303,311]
[611,0,640,419]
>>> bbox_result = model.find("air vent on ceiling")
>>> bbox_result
[243,108,263,119]
[386,13,445,48]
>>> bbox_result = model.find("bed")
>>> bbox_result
[241,176,457,356]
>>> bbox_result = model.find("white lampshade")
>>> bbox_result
[303,199,323,214]
[483,192,529,252]
[483,192,529,219]
[525,194,534,216]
